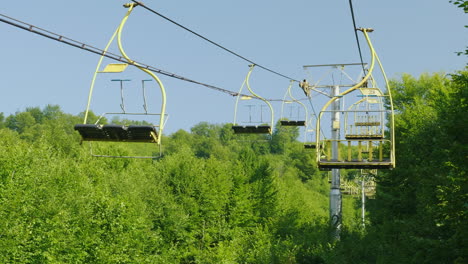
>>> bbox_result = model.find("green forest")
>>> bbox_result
[0,70,466,263]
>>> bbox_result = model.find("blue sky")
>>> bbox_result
[1,0,466,134]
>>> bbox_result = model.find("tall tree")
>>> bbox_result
[365,72,468,263]
[449,0,468,56]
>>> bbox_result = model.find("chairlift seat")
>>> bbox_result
[74,124,107,141]
[75,124,158,143]
[318,159,393,169]
[232,125,271,134]
[356,94,382,97]
[280,120,306,126]
[345,134,384,140]
[102,125,129,141]
[304,144,316,149]
[354,122,380,126]
[127,125,158,142]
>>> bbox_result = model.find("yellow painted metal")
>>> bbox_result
[83,26,120,124]
[317,160,392,169]
[100,63,128,73]
[332,120,340,129]
[280,80,309,124]
[280,80,310,143]
[82,3,167,146]
[344,96,385,139]
[337,141,341,161]
[233,65,274,133]
[315,28,396,169]
[375,53,396,168]
[358,141,362,161]
[117,3,166,145]
[379,141,383,161]
[316,29,376,164]
[360,87,382,96]
[347,141,352,161]
[318,139,391,168]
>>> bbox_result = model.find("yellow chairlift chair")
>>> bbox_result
[74,3,167,158]
[232,64,274,135]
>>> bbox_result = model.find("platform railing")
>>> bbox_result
[320,139,392,162]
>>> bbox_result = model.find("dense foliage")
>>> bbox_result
[0,105,358,263]
[0,71,466,263]
[329,71,468,263]
[450,0,468,56]
[373,71,467,263]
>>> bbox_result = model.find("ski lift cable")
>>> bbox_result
[348,0,366,73]
[130,0,301,83]
[0,13,298,102]
[306,96,326,139]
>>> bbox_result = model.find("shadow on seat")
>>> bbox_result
[280,120,306,126]
[304,144,316,149]
[74,124,158,143]
[232,125,271,134]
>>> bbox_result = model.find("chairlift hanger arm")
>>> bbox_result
[233,65,274,134]
[117,3,167,145]
[374,45,396,167]
[281,80,308,125]
[83,25,121,124]
[76,2,168,152]
[319,29,376,112]
[314,28,396,169]
[303,63,368,68]
[315,28,377,159]
[244,65,274,129]
[303,63,368,98]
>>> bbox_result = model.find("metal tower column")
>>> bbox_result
[330,85,342,240]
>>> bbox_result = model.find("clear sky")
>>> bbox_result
[1,0,466,134]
